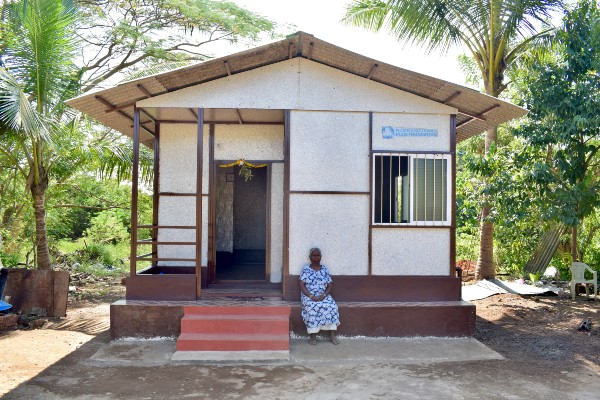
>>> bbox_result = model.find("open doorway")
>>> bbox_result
[214,164,267,281]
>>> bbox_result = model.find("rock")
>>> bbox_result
[30,307,48,317]
[30,319,46,329]
[0,314,18,331]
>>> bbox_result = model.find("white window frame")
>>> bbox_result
[372,152,452,226]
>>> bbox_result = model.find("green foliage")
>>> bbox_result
[0,0,274,270]
[0,250,19,268]
[513,0,600,240]
[54,239,129,276]
[344,0,562,95]
[84,209,130,245]
[580,209,600,269]
[456,128,548,275]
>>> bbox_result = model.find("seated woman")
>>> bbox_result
[299,247,340,345]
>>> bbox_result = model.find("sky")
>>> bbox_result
[216,0,472,87]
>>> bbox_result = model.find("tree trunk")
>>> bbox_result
[31,182,52,270]
[476,208,495,279]
[571,226,578,262]
[475,126,498,280]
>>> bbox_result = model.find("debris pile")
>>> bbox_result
[456,260,476,282]
[578,318,593,332]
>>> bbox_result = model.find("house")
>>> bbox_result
[67,32,526,345]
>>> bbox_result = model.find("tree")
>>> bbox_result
[344,0,562,278]
[0,0,150,269]
[513,0,600,263]
[76,0,278,91]
[0,0,80,270]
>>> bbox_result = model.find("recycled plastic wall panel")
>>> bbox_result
[290,111,369,192]
[288,194,369,276]
[214,124,284,161]
[138,59,456,116]
[270,163,284,283]
[371,228,450,275]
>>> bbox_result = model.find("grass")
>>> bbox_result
[54,239,129,277]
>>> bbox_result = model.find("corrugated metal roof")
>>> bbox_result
[66,31,526,143]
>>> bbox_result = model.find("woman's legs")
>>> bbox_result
[309,333,317,345]
[329,330,339,345]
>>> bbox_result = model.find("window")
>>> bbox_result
[373,153,451,225]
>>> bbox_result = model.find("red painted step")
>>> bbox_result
[181,314,289,335]
[182,305,290,316]
[176,333,290,351]
[176,305,291,352]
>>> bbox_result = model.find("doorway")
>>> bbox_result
[214,164,268,281]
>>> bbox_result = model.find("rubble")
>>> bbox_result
[0,313,18,330]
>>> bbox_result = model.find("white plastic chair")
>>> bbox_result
[570,262,598,300]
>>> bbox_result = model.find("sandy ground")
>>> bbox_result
[1,286,599,399]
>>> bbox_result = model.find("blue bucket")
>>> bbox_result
[0,300,12,312]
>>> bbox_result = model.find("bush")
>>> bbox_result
[84,209,129,245]
[82,242,118,266]
[0,251,19,268]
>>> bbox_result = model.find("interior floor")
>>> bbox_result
[215,264,265,281]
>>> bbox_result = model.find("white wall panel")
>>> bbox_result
[288,194,369,275]
[371,228,450,275]
[138,60,300,109]
[290,111,369,192]
[297,59,456,114]
[156,196,208,266]
[157,196,195,266]
[139,59,456,116]
[270,163,284,283]
[214,124,283,161]
[372,113,450,152]
[159,123,209,194]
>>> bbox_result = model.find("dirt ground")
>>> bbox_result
[1,280,599,399]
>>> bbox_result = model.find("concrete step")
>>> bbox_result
[181,314,289,335]
[183,305,290,316]
[176,332,290,351]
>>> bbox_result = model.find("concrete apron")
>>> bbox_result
[85,337,503,366]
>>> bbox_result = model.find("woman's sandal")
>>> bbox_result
[309,337,317,345]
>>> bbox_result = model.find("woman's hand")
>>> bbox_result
[310,294,325,302]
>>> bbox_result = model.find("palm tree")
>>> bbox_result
[0,0,168,270]
[0,0,80,270]
[345,0,562,279]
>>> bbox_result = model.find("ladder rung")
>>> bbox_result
[135,257,196,262]
[136,241,196,245]
[137,225,196,229]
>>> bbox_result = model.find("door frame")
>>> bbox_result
[208,161,272,284]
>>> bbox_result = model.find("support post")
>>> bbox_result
[450,114,457,276]
[152,123,160,267]
[368,112,373,275]
[283,110,290,295]
[196,109,204,298]
[130,107,141,277]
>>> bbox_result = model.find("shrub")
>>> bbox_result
[0,251,19,268]
[84,210,129,245]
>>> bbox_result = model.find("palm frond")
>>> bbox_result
[79,123,154,185]
[4,0,79,111]
[0,66,48,142]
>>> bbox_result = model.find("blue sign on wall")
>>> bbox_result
[382,126,438,139]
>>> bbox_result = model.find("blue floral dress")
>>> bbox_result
[300,265,340,334]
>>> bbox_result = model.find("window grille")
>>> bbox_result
[373,153,451,226]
